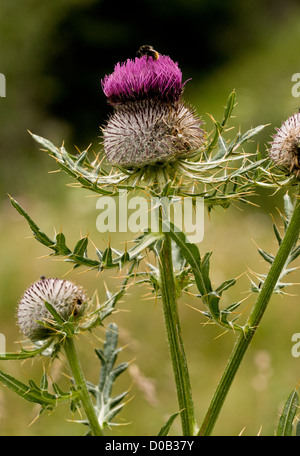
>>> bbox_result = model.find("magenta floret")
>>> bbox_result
[101,55,183,105]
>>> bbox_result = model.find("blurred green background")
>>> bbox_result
[1,0,300,436]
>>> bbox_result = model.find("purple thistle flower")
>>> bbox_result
[101,55,184,105]
[269,112,300,177]
[101,50,205,168]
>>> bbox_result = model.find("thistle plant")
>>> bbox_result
[2,46,300,436]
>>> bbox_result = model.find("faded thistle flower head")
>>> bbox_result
[18,278,88,341]
[101,51,205,168]
[269,112,300,178]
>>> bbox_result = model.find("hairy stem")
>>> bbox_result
[63,336,103,436]
[199,195,300,436]
[159,233,197,435]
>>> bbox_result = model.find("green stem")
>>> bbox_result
[63,336,103,436]
[159,233,197,435]
[199,195,300,436]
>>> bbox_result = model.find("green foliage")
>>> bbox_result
[88,323,128,429]
[0,339,54,361]
[250,193,300,294]
[0,369,78,412]
[158,412,180,436]
[9,196,162,272]
[277,390,299,436]
[166,221,242,331]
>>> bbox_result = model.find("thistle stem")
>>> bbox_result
[159,233,197,436]
[199,195,300,436]
[63,336,103,436]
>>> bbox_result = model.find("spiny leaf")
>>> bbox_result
[166,222,242,331]
[40,373,48,391]
[10,197,149,271]
[237,125,266,145]
[273,223,282,246]
[73,236,89,257]
[289,245,300,263]
[206,90,236,155]
[222,89,236,127]
[9,196,54,248]
[215,278,236,295]
[90,323,129,428]
[165,222,207,298]
[258,248,274,264]
[30,132,61,156]
[55,232,71,255]
[0,370,75,408]
[0,339,54,361]
[212,135,228,161]
[102,246,113,267]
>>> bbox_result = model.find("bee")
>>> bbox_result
[136,45,159,61]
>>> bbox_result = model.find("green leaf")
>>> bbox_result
[0,369,73,408]
[166,222,242,331]
[30,132,61,156]
[284,193,294,222]
[221,90,236,127]
[277,390,299,436]
[55,232,71,255]
[289,245,300,263]
[273,223,282,246]
[9,196,54,248]
[237,125,266,145]
[73,237,89,257]
[10,197,133,271]
[0,339,54,361]
[40,372,48,390]
[165,222,208,298]
[128,231,164,261]
[258,248,274,265]
[201,252,213,293]
[44,301,66,325]
[206,90,236,156]
[296,419,300,436]
[212,135,228,161]
[102,246,113,267]
[75,150,89,166]
[215,278,236,295]
[158,412,180,436]
[90,323,129,428]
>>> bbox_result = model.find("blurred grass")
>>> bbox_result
[1,0,300,436]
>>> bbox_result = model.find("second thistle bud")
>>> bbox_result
[18,278,88,341]
[269,112,300,177]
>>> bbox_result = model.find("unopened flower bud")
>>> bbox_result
[18,278,88,341]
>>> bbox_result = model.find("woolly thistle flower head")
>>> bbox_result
[18,278,88,341]
[101,48,205,168]
[269,112,300,177]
